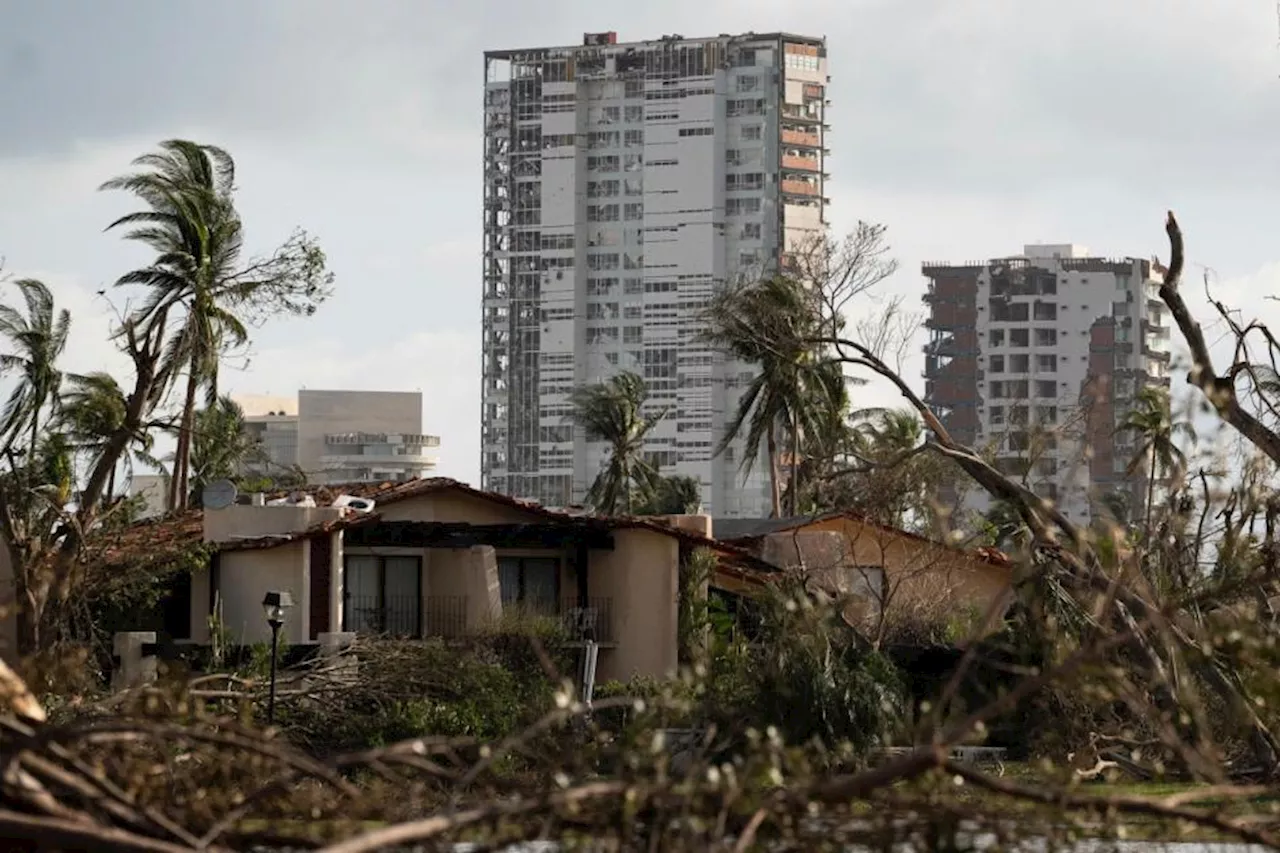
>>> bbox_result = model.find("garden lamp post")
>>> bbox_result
[261,591,293,725]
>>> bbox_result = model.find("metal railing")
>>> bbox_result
[344,594,421,637]
[344,594,614,644]
[560,597,615,644]
[425,595,469,639]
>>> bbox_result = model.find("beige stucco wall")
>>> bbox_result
[375,490,544,524]
[772,517,1012,628]
[189,541,309,646]
[589,527,679,682]
[203,504,343,543]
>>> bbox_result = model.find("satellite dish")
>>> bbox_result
[202,479,238,510]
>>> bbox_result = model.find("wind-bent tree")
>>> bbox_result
[0,280,70,458]
[704,275,839,517]
[186,395,267,506]
[1119,385,1194,530]
[567,372,666,515]
[59,372,160,505]
[101,139,332,512]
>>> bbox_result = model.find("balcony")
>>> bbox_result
[326,432,441,447]
[781,128,820,147]
[781,103,821,123]
[780,179,819,196]
[781,154,820,172]
[319,450,439,470]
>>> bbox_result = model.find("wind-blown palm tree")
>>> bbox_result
[101,140,248,512]
[59,372,160,505]
[0,279,71,460]
[187,395,267,506]
[1119,386,1195,531]
[704,275,843,517]
[567,372,666,515]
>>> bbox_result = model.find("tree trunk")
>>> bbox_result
[11,540,44,656]
[767,426,781,518]
[788,410,800,516]
[172,369,199,512]
[1145,453,1157,533]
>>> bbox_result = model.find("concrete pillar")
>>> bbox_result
[465,545,502,630]
[111,632,157,691]
[317,631,356,656]
[316,631,358,682]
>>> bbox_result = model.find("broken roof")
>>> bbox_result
[711,512,1011,569]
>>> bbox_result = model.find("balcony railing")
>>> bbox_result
[344,595,614,644]
[345,593,422,637]
[781,129,820,147]
[780,179,819,196]
[425,595,469,639]
[560,597,615,644]
[781,154,820,172]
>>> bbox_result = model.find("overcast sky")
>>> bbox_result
[2,0,1278,485]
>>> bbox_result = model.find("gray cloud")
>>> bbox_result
[3,0,1280,485]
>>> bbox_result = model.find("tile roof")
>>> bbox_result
[81,478,773,573]
[711,511,1011,569]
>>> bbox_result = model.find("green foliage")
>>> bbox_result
[634,474,703,515]
[703,275,841,516]
[677,547,715,665]
[725,584,905,754]
[567,371,666,514]
[186,395,268,505]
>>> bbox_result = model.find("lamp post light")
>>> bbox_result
[261,591,293,725]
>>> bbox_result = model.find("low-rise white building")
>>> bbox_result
[239,390,441,485]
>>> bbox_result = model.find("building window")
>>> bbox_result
[1010,329,1029,347]
[1010,354,1030,373]
[498,556,560,614]
[988,355,1005,373]
[1037,354,1056,371]
[1035,380,1056,398]
[344,555,420,635]
[1034,328,1058,346]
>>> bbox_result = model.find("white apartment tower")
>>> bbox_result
[922,245,1173,525]
[482,31,829,515]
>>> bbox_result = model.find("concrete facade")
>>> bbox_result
[237,389,441,485]
[481,31,829,517]
[922,246,1173,525]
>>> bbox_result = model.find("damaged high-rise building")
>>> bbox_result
[481,32,829,515]
[922,244,1173,525]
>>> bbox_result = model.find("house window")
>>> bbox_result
[344,555,420,635]
[498,556,560,614]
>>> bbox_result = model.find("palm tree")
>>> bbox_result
[636,474,704,515]
[187,395,267,505]
[0,279,71,462]
[100,140,247,512]
[59,372,160,505]
[704,275,840,517]
[567,372,666,515]
[1119,386,1195,531]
